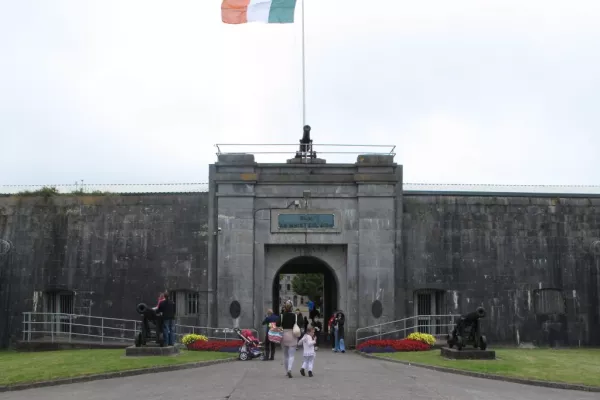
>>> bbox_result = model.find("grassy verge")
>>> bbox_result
[379,349,600,388]
[0,350,233,386]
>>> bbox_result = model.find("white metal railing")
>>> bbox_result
[21,312,258,344]
[355,314,460,345]
[175,324,258,342]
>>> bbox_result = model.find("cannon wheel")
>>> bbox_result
[239,351,249,361]
[446,334,454,348]
[479,335,487,351]
[456,336,464,350]
[135,333,142,347]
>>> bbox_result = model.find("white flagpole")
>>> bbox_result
[301,0,306,126]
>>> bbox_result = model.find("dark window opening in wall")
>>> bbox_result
[44,291,74,334]
[301,297,304,304]
[171,291,200,317]
[279,284,282,290]
[414,290,446,335]
[534,289,566,315]
[44,291,74,314]
[287,284,291,291]
[293,295,298,305]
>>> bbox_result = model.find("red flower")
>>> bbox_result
[356,339,431,352]
[187,340,243,351]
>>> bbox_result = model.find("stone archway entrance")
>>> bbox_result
[272,256,339,343]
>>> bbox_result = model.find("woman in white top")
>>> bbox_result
[299,326,317,377]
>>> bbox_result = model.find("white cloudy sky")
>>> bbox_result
[1,0,599,188]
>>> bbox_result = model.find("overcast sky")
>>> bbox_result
[1,0,599,188]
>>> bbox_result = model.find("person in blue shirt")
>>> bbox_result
[261,308,279,361]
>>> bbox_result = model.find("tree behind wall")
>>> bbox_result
[291,274,323,302]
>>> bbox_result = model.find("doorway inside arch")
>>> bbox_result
[272,256,338,345]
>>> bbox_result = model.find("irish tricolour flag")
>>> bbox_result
[222,0,298,24]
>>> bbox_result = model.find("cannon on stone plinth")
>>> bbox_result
[446,307,487,351]
[134,303,165,347]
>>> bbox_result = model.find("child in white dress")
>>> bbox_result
[299,326,317,377]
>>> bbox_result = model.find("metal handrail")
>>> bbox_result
[214,143,397,156]
[174,324,259,341]
[355,314,460,345]
[21,312,258,344]
[355,314,458,334]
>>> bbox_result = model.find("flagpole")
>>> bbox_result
[301,0,306,126]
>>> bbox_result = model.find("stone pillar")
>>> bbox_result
[355,155,398,339]
[394,165,405,321]
[207,165,218,327]
[214,154,257,329]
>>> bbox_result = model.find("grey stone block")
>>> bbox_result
[217,153,255,164]
[441,347,496,360]
[356,154,395,165]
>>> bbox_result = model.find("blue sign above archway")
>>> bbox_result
[277,213,334,229]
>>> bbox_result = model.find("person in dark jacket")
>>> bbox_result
[261,308,279,361]
[295,308,305,348]
[156,292,176,346]
[333,311,346,353]
[277,300,300,378]
[311,318,322,350]
[328,314,336,350]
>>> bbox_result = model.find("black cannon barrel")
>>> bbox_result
[461,307,486,322]
[136,302,159,319]
[136,303,149,314]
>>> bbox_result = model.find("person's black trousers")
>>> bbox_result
[264,337,276,360]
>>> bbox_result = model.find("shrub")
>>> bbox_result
[181,333,208,346]
[17,186,59,198]
[187,340,243,352]
[407,332,436,346]
[356,339,431,353]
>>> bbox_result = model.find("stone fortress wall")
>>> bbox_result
[0,157,599,347]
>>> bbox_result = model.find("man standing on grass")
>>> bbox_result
[157,291,176,346]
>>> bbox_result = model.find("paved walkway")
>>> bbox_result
[1,350,596,400]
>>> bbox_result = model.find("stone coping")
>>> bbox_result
[440,346,496,360]
[0,357,236,393]
[355,351,600,393]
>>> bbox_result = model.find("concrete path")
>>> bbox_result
[1,350,597,400]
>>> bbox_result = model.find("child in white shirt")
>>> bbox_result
[299,326,317,377]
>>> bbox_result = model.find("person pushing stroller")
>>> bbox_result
[262,308,279,360]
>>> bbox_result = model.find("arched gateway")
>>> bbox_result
[208,150,402,345]
[270,254,340,323]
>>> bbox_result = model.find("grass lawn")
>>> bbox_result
[0,349,234,386]
[380,349,600,387]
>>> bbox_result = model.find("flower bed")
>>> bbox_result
[406,332,436,346]
[181,334,208,346]
[356,339,431,353]
[186,339,243,353]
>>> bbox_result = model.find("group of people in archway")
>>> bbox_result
[262,300,346,378]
